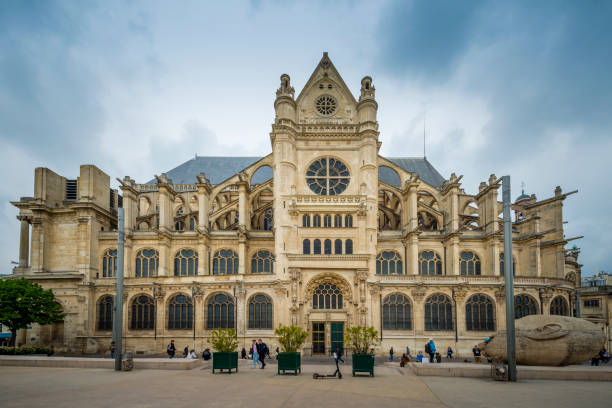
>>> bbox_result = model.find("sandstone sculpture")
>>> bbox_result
[480,315,605,366]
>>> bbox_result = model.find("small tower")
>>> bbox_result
[274,73,296,122]
[357,76,377,124]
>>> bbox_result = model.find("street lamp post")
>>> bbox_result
[502,176,517,382]
[112,208,125,371]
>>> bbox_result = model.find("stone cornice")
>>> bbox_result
[286,254,370,261]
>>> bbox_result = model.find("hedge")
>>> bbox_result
[0,346,54,355]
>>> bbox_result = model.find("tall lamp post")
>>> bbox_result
[502,176,517,382]
[112,208,125,371]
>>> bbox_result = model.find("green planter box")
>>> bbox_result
[277,352,301,375]
[212,352,238,374]
[352,353,374,377]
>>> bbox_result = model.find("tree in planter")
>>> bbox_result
[275,324,308,375]
[345,326,379,377]
[209,328,239,352]
[0,278,64,347]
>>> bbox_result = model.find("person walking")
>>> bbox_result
[251,339,259,368]
[332,348,343,378]
[275,346,280,360]
[425,339,436,362]
[389,347,394,361]
[336,347,344,363]
[167,340,176,359]
[110,341,116,359]
[257,339,268,369]
[447,346,453,360]
[241,347,247,359]
[406,346,411,357]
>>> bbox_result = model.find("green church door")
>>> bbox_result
[330,322,344,354]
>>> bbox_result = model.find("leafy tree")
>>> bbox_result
[0,278,64,347]
[345,326,378,354]
[275,324,308,353]
[209,328,238,352]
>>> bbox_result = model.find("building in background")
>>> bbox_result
[9,54,582,356]
[580,271,611,351]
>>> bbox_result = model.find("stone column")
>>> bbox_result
[454,288,468,340]
[29,216,47,273]
[192,284,205,337]
[158,237,170,277]
[156,175,174,232]
[153,286,165,340]
[18,216,30,267]
[238,228,247,274]
[197,240,208,276]
[494,290,506,331]
[237,180,250,229]
[196,174,212,230]
[237,282,247,337]
[411,287,427,336]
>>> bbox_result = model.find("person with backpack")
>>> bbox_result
[167,340,176,359]
[425,338,436,362]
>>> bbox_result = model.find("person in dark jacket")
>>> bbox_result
[202,348,211,360]
[257,339,268,369]
[241,347,247,359]
[167,340,176,359]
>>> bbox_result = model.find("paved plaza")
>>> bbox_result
[1,360,611,408]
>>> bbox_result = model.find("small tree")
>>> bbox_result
[209,328,238,352]
[0,278,64,347]
[345,326,378,354]
[275,324,308,353]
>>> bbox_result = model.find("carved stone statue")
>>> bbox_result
[480,315,605,366]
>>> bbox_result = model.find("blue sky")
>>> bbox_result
[1,0,610,276]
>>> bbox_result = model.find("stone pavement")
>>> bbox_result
[0,359,610,408]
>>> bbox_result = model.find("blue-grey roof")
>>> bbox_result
[149,155,445,187]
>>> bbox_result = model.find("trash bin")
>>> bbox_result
[122,352,134,371]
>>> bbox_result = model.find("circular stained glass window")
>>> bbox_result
[306,157,350,196]
[315,95,337,116]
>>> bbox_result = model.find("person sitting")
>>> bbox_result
[186,349,198,359]
[599,348,610,364]
[435,352,442,363]
[416,351,423,362]
[446,346,453,359]
[400,353,410,367]
[591,354,600,366]
[241,347,247,359]
[472,345,482,363]
[202,348,211,361]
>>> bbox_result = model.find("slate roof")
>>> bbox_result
[148,155,446,187]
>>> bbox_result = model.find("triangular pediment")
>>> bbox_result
[295,52,358,124]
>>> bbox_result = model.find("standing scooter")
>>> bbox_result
[313,350,343,379]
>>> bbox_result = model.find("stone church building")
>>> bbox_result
[11,54,582,356]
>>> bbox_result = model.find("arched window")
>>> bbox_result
[174,249,198,276]
[189,217,196,231]
[345,214,353,228]
[251,250,275,274]
[499,253,516,276]
[466,294,495,331]
[324,214,332,228]
[130,295,155,330]
[313,239,321,255]
[135,249,158,278]
[324,239,332,254]
[383,293,412,330]
[102,249,117,278]
[313,214,321,228]
[515,294,538,319]
[207,293,235,329]
[334,214,342,228]
[212,249,239,275]
[175,220,185,232]
[302,214,311,227]
[425,293,453,331]
[334,239,342,254]
[248,294,273,329]
[376,251,403,275]
[263,208,273,231]
[303,239,311,255]
[460,251,481,275]
[550,296,569,316]
[345,239,353,254]
[312,284,343,309]
[97,295,113,330]
[419,251,442,275]
[168,294,193,330]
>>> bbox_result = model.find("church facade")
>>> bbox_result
[10,54,582,356]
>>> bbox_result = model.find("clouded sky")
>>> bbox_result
[1,0,610,276]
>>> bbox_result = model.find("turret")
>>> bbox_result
[274,73,296,122]
[357,76,377,124]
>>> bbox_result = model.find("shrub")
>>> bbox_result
[345,326,378,354]
[0,346,53,355]
[209,328,238,352]
[275,324,308,353]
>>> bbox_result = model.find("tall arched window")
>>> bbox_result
[312,284,343,309]
[515,294,538,318]
[263,208,273,231]
[425,293,453,331]
[466,294,495,331]
[174,249,198,276]
[550,296,569,316]
[212,249,239,275]
[334,214,342,228]
[248,294,273,329]
[97,295,113,331]
[383,293,412,330]
[302,214,311,227]
[324,239,332,254]
[460,251,481,275]
[419,251,442,275]
[303,239,311,255]
[334,239,342,254]
[189,216,196,231]
[207,293,235,329]
[135,249,158,278]
[102,249,117,278]
[376,251,403,275]
[251,250,275,274]
[313,239,321,255]
[313,214,321,228]
[168,294,193,330]
[345,239,353,254]
[499,253,516,276]
[324,214,332,228]
[130,295,155,330]
[345,214,353,228]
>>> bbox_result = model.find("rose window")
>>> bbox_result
[315,95,337,116]
[306,157,350,196]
